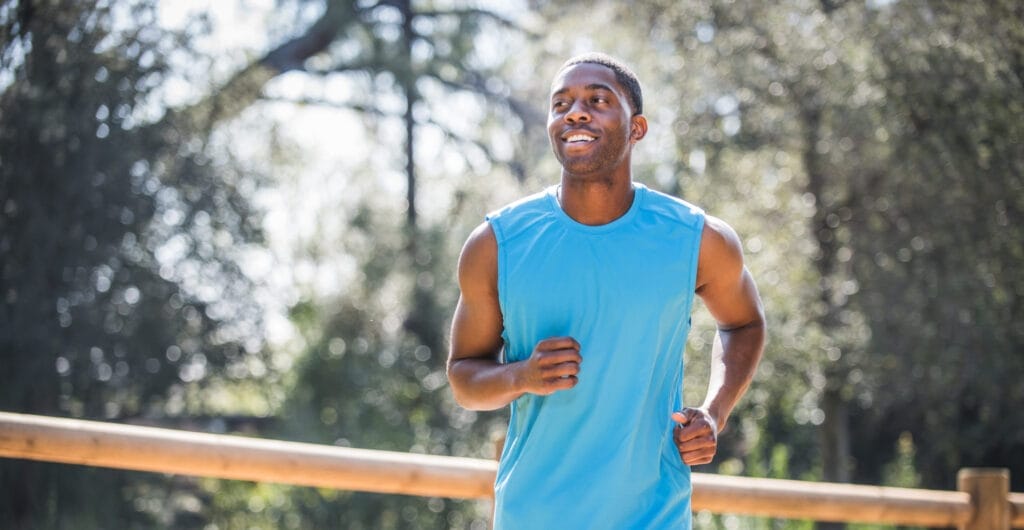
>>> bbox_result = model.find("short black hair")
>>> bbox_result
[558,53,643,115]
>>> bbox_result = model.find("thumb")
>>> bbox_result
[670,411,688,425]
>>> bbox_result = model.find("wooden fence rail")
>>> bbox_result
[1,412,1021,528]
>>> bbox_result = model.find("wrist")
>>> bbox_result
[506,360,528,398]
[703,403,729,433]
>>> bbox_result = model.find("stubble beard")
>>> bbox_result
[554,133,629,182]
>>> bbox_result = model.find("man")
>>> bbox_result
[446,53,765,529]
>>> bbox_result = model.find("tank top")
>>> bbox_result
[486,182,706,529]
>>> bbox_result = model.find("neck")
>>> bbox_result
[558,175,635,226]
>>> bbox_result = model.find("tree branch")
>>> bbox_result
[424,117,525,181]
[261,6,354,73]
[428,72,543,129]
[416,8,534,35]
[258,95,390,118]
[161,2,358,132]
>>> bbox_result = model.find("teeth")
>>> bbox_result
[566,134,595,143]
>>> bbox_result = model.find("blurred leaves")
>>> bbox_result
[531,0,1024,500]
[0,0,266,527]
[2,0,1023,529]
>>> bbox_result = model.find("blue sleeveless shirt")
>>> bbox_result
[486,183,706,530]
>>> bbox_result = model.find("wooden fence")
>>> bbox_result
[1,412,1021,529]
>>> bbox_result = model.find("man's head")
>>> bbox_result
[557,53,643,116]
[547,53,648,178]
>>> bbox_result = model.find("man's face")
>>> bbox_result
[547,62,637,177]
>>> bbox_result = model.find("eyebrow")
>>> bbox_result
[551,83,617,98]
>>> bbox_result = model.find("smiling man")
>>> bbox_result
[446,53,766,529]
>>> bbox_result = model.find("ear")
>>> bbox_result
[629,115,648,143]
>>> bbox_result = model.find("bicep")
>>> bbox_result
[696,217,764,330]
[449,223,505,364]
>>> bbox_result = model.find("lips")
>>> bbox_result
[561,129,599,144]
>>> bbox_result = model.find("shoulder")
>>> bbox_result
[459,222,497,273]
[697,214,745,291]
[462,186,555,280]
[638,185,705,232]
[458,222,498,295]
[486,188,552,225]
[701,215,743,253]
[486,188,557,244]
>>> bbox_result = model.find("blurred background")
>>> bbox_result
[1,0,1021,528]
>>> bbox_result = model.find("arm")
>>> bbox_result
[446,222,582,411]
[674,215,766,465]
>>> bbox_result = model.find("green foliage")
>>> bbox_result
[4,0,1023,528]
[243,200,502,528]
[846,1,1024,490]
[0,0,266,527]
[531,0,1024,507]
[190,1,531,526]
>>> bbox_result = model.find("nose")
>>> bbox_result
[565,100,590,124]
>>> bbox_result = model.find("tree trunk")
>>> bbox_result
[821,386,852,485]
[400,0,418,231]
[802,101,854,530]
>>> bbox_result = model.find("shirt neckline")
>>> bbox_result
[546,182,646,234]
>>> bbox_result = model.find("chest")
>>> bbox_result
[499,227,695,338]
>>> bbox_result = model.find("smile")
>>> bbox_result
[564,134,596,143]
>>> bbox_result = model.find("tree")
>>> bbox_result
[1,0,266,527]
[4,0,535,526]
[183,0,531,230]
[847,0,1024,491]
[525,0,1024,523]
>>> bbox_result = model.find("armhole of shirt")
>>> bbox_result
[485,215,510,363]
[687,211,707,304]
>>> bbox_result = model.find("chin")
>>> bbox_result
[558,152,621,179]
[562,165,602,179]
[556,153,596,172]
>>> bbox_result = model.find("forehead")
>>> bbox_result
[550,62,625,97]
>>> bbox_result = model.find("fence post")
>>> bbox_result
[958,468,1010,530]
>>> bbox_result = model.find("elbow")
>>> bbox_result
[453,397,495,412]
[449,390,499,412]
[719,316,767,360]
[720,315,766,336]
[446,359,482,411]
[448,385,476,411]
[746,316,767,352]
[752,315,767,342]
[446,357,510,412]
[445,360,467,407]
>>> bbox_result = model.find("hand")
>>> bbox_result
[671,408,719,466]
[514,337,581,396]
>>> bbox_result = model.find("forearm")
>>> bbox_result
[447,357,525,411]
[702,319,766,432]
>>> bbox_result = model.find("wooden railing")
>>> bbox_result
[1,412,1021,529]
